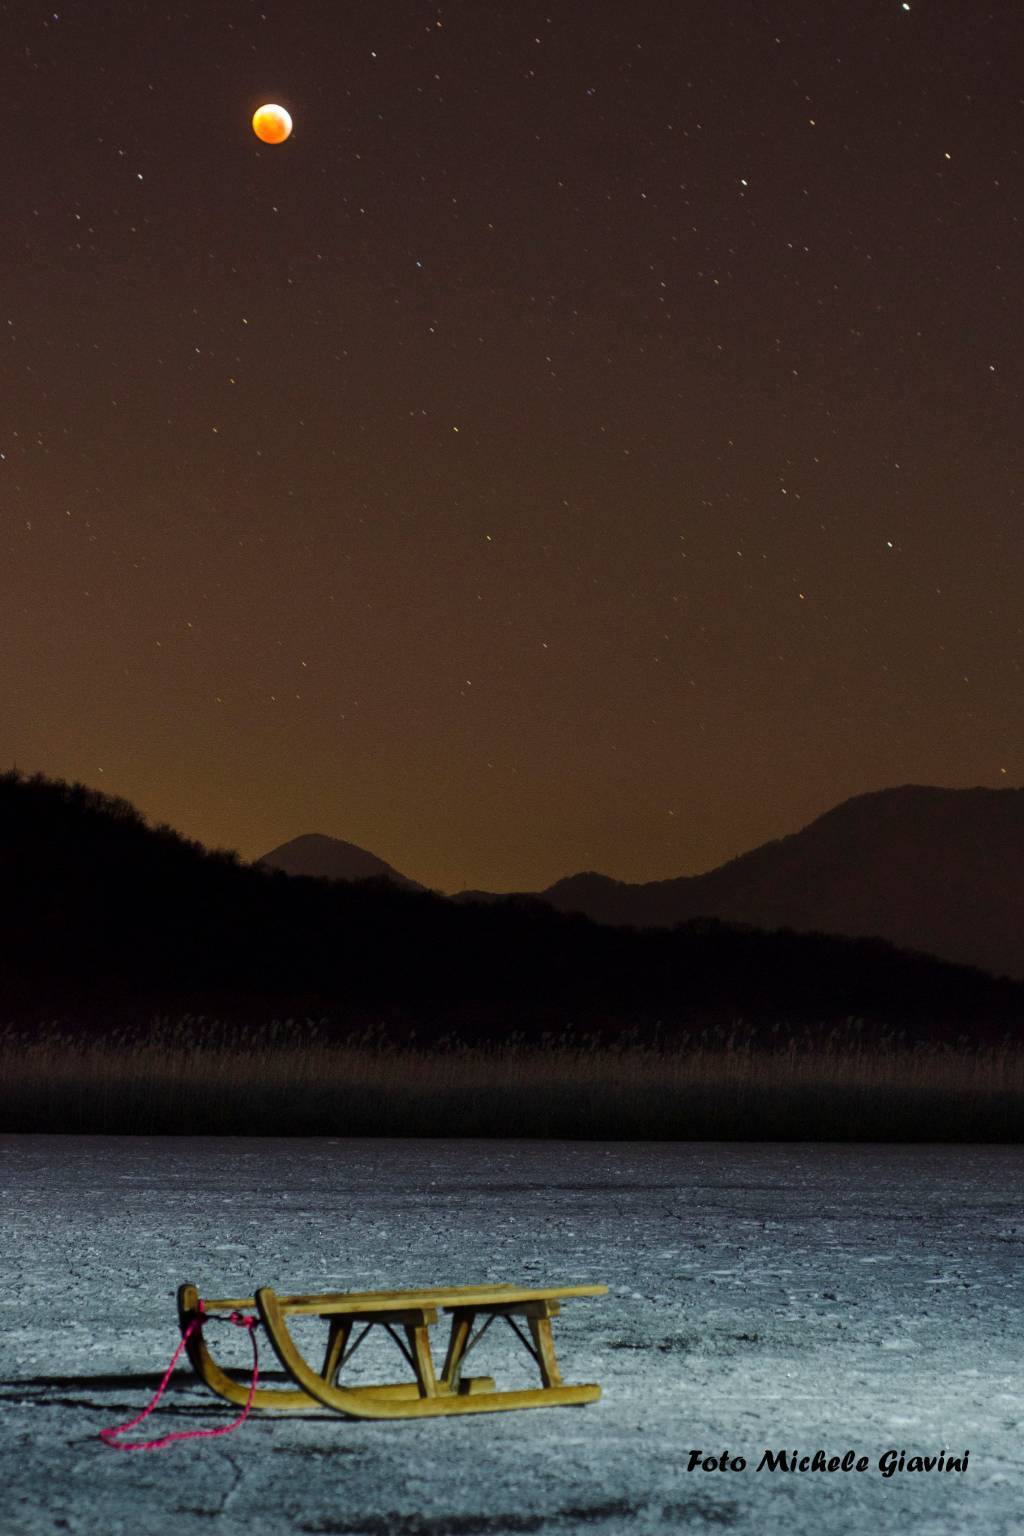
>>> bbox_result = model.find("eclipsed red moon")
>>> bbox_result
[252,104,293,144]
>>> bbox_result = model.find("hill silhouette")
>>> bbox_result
[1,770,1021,1045]
[455,785,1024,982]
[258,833,425,891]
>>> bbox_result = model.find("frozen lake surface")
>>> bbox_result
[2,1136,1022,1536]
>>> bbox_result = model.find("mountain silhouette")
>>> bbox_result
[2,770,1022,1043]
[457,785,1024,980]
[258,833,425,891]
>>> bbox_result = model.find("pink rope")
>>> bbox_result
[99,1302,260,1451]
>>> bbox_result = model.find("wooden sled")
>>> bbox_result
[178,1281,607,1420]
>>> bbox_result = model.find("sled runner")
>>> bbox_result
[178,1281,606,1419]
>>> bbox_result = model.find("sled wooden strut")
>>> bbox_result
[177,1281,607,1420]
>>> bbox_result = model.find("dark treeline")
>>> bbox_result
[2,770,1022,1047]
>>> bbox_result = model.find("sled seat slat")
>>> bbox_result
[201,1283,606,1316]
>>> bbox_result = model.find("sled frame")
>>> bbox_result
[177,1281,606,1420]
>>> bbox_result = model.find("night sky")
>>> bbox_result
[4,1,1021,894]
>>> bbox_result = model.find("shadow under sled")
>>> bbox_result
[177,1280,606,1420]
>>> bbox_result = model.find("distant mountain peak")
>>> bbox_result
[546,870,623,893]
[525,783,1024,978]
[256,833,425,891]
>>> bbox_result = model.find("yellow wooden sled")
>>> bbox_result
[178,1281,607,1420]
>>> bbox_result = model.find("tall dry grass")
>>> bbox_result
[1,1018,1022,1138]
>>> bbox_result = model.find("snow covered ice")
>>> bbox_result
[2,1137,1022,1535]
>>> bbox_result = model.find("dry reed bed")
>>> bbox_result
[2,1020,1022,1139]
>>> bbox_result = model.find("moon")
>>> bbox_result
[252,104,293,144]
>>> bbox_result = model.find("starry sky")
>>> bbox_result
[3,1,1021,894]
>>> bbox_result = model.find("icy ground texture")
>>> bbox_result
[1,1138,1022,1536]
